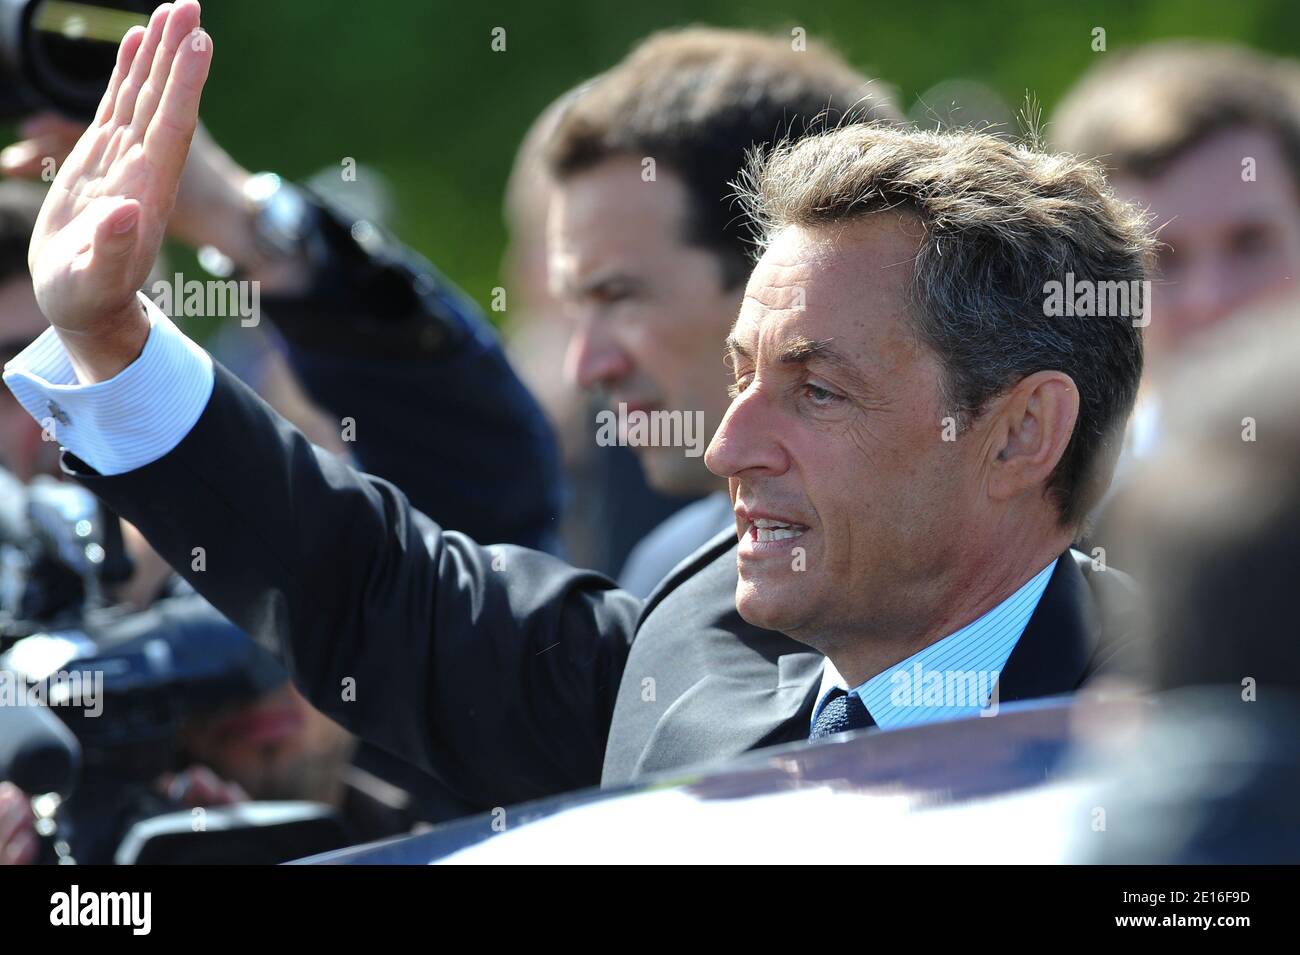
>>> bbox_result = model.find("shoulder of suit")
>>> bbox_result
[1069,547,1140,605]
[619,493,731,590]
[637,528,739,622]
[641,543,1143,616]
[1069,547,1147,679]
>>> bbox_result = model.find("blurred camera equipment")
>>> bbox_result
[0,0,151,120]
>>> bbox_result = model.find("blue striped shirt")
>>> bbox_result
[811,558,1057,732]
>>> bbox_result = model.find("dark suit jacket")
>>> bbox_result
[67,366,1141,810]
[262,239,562,554]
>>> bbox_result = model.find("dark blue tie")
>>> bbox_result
[809,687,875,740]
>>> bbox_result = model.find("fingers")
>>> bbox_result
[143,17,213,187]
[110,3,172,128]
[0,130,82,178]
[131,0,203,134]
[0,783,37,866]
[21,112,85,139]
[0,113,85,176]
[0,782,27,833]
[95,24,146,127]
[161,766,249,807]
[1,828,38,865]
[0,137,53,177]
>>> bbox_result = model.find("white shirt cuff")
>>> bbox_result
[1,292,214,475]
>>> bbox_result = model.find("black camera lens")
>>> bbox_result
[0,0,152,120]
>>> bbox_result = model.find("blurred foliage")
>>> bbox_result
[61,0,1300,322]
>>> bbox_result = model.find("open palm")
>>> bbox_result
[28,0,211,365]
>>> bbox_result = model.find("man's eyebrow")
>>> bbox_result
[793,339,876,397]
[778,336,838,365]
[778,336,866,384]
[578,270,643,295]
[724,335,752,362]
[725,334,849,367]
[724,334,873,393]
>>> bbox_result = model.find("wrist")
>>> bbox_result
[55,297,150,384]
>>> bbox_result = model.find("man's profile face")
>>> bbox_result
[705,216,989,654]
[548,156,741,495]
[1117,126,1300,362]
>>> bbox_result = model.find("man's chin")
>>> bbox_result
[735,577,806,635]
[637,455,698,497]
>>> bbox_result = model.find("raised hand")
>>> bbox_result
[27,0,212,382]
[3,113,252,255]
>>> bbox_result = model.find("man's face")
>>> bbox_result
[705,216,988,653]
[0,277,61,482]
[1117,127,1300,362]
[549,156,741,495]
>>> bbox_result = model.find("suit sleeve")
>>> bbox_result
[67,364,642,808]
[280,340,562,554]
[260,221,563,553]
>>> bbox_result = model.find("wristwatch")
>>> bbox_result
[197,171,316,277]
[199,172,471,358]
[243,172,317,260]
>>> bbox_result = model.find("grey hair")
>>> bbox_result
[735,124,1156,528]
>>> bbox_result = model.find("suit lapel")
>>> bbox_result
[996,550,1100,703]
[633,650,823,777]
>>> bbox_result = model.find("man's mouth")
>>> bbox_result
[610,397,658,416]
[749,518,808,542]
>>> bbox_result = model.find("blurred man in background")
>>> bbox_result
[1052,41,1300,465]
[503,88,693,577]
[1053,41,1300,359]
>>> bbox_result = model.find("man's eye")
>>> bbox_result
[589,281,637,305]
[728,375,753,398]
[1228,225,1277,259]
[804,383,841,406]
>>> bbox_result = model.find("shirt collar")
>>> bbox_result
[812,558,1058,732]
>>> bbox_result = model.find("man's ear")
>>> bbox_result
[986,371,1079,504]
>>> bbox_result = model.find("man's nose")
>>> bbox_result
[564,317,631,391]
[705,384,789,478]
[1167,259,1238,338]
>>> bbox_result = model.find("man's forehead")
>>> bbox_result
[547,163,695,288]
[550,159,687,242]
[732,217,919,345]
[1123,127,1300,224]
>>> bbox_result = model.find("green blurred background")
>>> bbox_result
[154,0,1300,320]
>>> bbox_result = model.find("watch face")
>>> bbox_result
[254,179,312,256]
[263,188,312,248]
